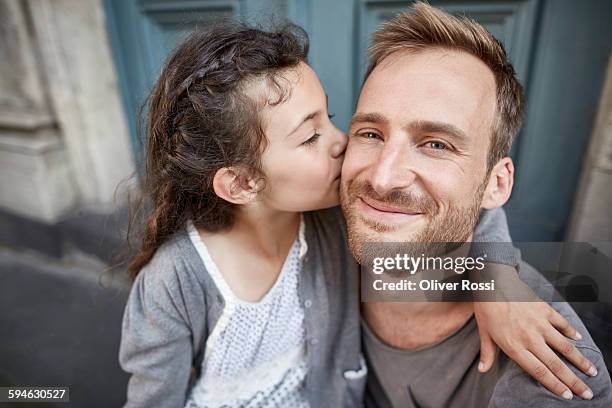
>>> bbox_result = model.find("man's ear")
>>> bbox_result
[481,157,514,209]
[212,167,261,205]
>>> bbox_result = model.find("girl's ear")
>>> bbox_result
[481,157,514,209]
[212,167,260,205]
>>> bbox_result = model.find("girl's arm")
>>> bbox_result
[472,208,597,401]
[474,288,597,401]
[119,265,194,408]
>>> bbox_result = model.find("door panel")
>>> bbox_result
[139,2,238,77]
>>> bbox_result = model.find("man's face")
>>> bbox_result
[340,49,497,262]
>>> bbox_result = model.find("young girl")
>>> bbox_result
[119,21,594,408]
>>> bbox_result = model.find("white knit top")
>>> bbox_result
[184,217,309,408]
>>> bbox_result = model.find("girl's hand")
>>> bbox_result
[474,298,598,401]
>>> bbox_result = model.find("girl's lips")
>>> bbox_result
[359,195,422,215]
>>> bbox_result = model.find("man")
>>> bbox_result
[339,3,612,407]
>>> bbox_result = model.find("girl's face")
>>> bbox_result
[256,62,347,212]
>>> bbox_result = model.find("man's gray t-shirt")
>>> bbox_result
[363,262,612,407]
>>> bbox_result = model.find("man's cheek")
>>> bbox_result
[343,147,372,177]
[341,159,359,182]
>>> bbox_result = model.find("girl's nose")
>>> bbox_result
[331,128,348,159]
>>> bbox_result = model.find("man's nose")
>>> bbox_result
[331,127,348,159]
[368,143,417,196]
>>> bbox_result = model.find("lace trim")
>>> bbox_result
[186,344,307,406]
[297,213,308,259]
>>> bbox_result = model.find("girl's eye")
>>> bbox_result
[302,132,321,146]
[426,141,448,150]
[328,113,335,119]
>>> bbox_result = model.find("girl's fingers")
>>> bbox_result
[478,330,497,373]
[545,327,598,378]
[548,307,581,341]
[527,341,593,400]
[514,349,575,400]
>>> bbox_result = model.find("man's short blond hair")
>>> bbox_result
[366,2,525,172]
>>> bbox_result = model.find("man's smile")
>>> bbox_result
[357,195,425,223]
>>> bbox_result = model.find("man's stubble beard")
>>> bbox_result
[339,176,489,264]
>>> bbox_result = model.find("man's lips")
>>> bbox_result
[359,195,423,215]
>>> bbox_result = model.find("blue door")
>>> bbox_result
[105,0,612,241]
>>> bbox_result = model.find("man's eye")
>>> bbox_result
[426,141,447,150]
[302,132,321,146]
[359,132,382,140]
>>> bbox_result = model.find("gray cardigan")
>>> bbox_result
[119,207,514,407]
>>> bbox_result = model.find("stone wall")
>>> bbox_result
[0,0,134,223]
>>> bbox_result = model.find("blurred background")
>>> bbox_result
[0,0,611,406]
